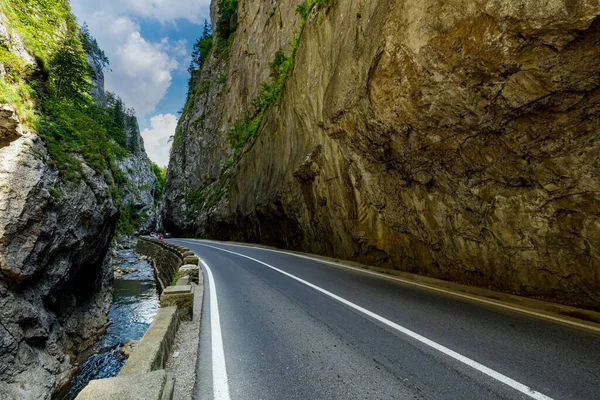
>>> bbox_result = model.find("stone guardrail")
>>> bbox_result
[76,238,201,400]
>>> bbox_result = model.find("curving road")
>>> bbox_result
[169,239,600,400]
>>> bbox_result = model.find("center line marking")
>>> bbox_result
[200,258,231,400]
[186,241,553,400]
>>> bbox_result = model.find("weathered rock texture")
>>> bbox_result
[164,0,600,309]
[87,56,157,235]
[0,14,154,399]
[0,129,117,399]
[115,116,158,233]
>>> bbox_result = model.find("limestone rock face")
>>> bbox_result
[115,117,158,233]
[86,55,157,235]
[0,130,117,399]
[87,53,107,108]
[165,0,600,309]
[0,105,23,143]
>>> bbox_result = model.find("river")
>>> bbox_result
[58,248,159,399]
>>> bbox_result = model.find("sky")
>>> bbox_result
[70,0,212,167]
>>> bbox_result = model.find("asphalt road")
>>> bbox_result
[169,239,600,400]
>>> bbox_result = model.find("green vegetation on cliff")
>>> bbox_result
[215,0,238,57]
[117,201,148,235]
[227,0,326,161]
[1,0,153,238]
[152,162,167,202]
[0,0,138,188]
[189,20,213,73]
[181,0,334,214]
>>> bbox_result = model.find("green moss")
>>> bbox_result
[152,162,166,202]
[117,201,148,236]
[197,80,210,95]
[47,186,64,202]
[170,272,180,286]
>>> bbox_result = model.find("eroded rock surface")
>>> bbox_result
[164,0,600,309]
[0,131,117,399]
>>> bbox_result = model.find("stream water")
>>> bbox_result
[59,248,159,400]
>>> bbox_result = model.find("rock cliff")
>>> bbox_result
[0,111,117,399]
[164,0,600,309]
[0,4,156,398]
[86,53,158,237]
[115,115,158,234]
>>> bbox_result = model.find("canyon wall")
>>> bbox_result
[164,0,600,309]
[0,4,156,398]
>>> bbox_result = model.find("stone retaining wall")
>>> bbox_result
[76,238,201,400]
[136,238,195,291]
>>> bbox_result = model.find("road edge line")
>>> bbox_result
[199,258,231,400]
[194,242,554,400]
[183,239,600,334]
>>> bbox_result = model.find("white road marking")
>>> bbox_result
[199,258,231,400]
[187,241,554,400]
[188,239,600,334]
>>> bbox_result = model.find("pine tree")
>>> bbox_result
[80,23,110,71]
[189,20,213,73]
[50,19,92,104]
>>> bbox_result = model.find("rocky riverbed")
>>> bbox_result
[57,249,159,400]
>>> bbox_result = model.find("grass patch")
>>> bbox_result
[185,164,232,213]
[47,186,64,202]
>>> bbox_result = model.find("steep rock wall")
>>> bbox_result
[0,8,154,398]
[87,56,158,234]
[116,116,158,233]
[0,118,117,399]
[164,0,600,309]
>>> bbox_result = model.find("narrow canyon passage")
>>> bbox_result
[2,0,600,398]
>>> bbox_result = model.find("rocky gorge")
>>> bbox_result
[0,2,158,398]
[164,0,600,310]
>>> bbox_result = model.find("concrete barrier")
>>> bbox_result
[120,306,180,375]
[160,286,194,321]
[75,370,174,400]
[75,238,201,400]
[135,238,185,292]
[178,264,200,283]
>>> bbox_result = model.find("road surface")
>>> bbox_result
[169,239,600,400]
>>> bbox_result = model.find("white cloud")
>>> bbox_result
[141,114,177,167]
[70,1,209,116]
[74,0,211,25]
[70,11,180,115]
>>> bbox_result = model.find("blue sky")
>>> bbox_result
[70,0,212,167]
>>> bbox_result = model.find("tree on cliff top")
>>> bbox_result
[49,18,91,105]
[80,23,110,71]
[189,20,213,73]
[216,0,238,41]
